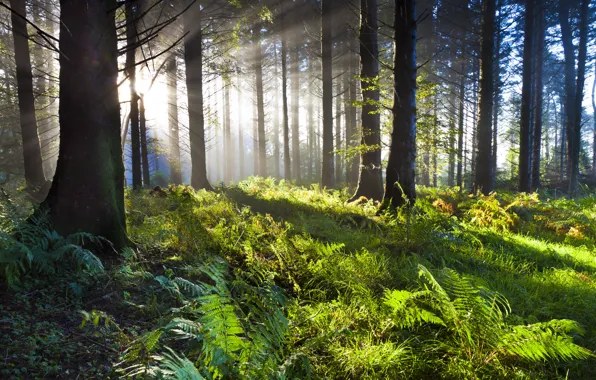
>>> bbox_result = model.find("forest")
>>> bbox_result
[1,0,596,378]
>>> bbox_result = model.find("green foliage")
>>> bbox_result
[0,208,106,285]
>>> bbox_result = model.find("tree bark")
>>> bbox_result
[224,78,232,183]
[184,1,212,190]
[456,60,465,189]
[474,0,495,194]
[592,58,596,179]
[291,34,300,182]
[350,0,383,201]
[9,0,46,192]
[273,40,281,179]
[531,1,545,189]
[321,0,335,188]
[140,95,150,186]
[518,0,535,192]
[125,1,142,190]
[281,12,291,180]
[167,56,182,185]
[335,73,342,185]
[44,0,127,249]
[382,0,417,209]
[253,25,267,177]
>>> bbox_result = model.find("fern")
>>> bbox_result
[384,264,594,370]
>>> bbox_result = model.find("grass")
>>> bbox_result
[1,178,596,378]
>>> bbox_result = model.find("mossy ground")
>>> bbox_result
[2,178,596,378]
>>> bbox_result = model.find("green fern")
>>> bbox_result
[384,264,594,371]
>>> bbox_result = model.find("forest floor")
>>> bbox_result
[2,178,596,379]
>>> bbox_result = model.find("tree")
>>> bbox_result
[280,8,291,180]
[321,0,334,188]
[382,0,417,209]
[518,0,535,193]
[350,0,383,201]
[474,0,496,195]
[167,56,182,185]
[253,24,267,177]
[9,0,45,193]
[290,21,301,182]
[559,0,589,196]
[125,1,142,190]
[184,1,212,190]
[531,1,545,189]
[43,0,127,249]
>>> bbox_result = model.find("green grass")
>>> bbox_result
[2,178,596,378]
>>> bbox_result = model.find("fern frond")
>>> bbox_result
[153,347,205,379]
[165,318,202,341]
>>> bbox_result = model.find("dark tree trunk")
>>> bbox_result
[224,79,232,183]
[447,92,456,187]
[531,2,545,189]
[347,34,360,187]
[350,0,383,201]
[382,0,417,209]
[254,25,267,177]
[559,0,588,196]
[456,61,465,189]
[474,0,495,194]
[125,1,141,190]
[9,0,46,192]
[237,74,245,180]
[518,0,535,192]
[492,8,501,184]
[184,2,212,190]
[44,0,127,249]
[335,74,342,185]
[308,54,315,182]
[281,13,291,180]
[140,95,150,187]
[592,59,596,178]
[321,0,335,188]
[560,95,566,181]
[167,56,182,185]
[273,40,281,179]
[291,36,300,182]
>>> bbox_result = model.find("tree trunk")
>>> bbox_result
[184,2,212,190]
[308,55,315,182]
[382,0,417,209]
[321,0,335,188]
[140,95,150,186]
[456,60,465,189]
[281,13,291,180]
[253,25,267,177]
[592,59,596,178]
[9,0,46,192]
[273,40,281,179]
[518,0,535,192]
[224,78,232,183]
[44,0,127,249]
[347,33,360,187]
[350,0,383,201]
[125,1,141,190]
[531,1,545,189]
[335,74,342,185]
[237,73,245,180]
[492,7,501,184]
[167,56,182,185]
[473,0,495,194]
[291,36,300,182]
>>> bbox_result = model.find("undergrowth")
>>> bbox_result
[2,179,596,379]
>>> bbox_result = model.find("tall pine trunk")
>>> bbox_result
[291,36,300,181]
[456,60,466,189]
[321,0,335,188]
[184,2,212,190]
[167,56,182,185]
[273,41,281,179]
[518,0,535,192]
[254,25,267,177]
[281,13,291,180]
[224,78,232,183]
[382,0,417,209]
[237,74,245,180]
[44,0,127,249]
[125,1,142,190]
[350,0,383,201]
[531,1,545,188]
[10,0,46,192]
[140,95,150,186]
[473,0,495,194]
